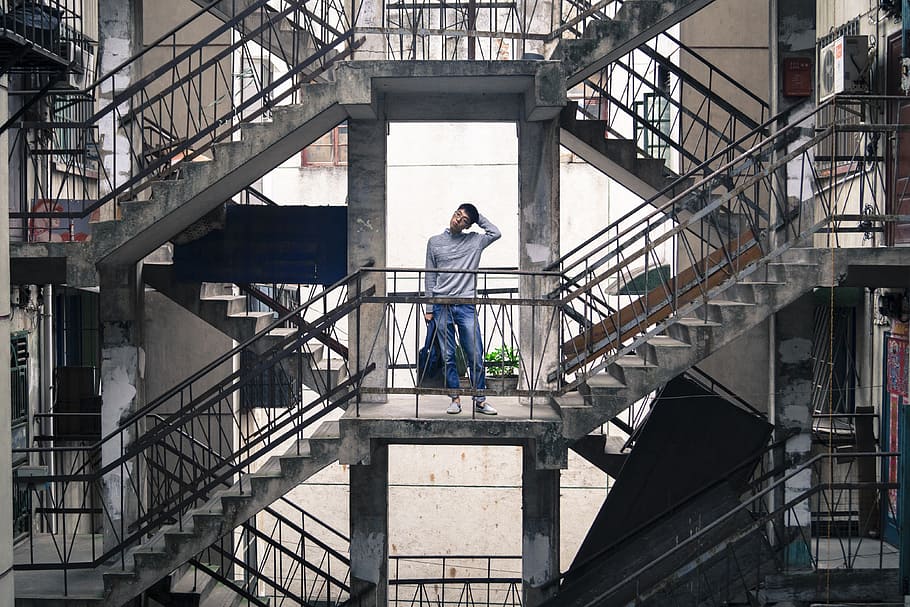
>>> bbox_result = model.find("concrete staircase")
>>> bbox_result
[143,263,347,396]
[11,76,360,287]
[99,421,344,607]
[552,0,718,87]
[560,103,691,204]
[556,250,826,440]
[187,0,328,73]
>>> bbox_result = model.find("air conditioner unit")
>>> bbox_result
[64,42,96,90]
[818,35,869,101]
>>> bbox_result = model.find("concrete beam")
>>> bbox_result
[338,402,567,469]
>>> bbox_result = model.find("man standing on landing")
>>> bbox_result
[425,204,501,415]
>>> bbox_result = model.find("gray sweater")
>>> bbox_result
[425,214,501,303]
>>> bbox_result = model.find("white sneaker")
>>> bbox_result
[446,400,462,414]
[474,401,498,416]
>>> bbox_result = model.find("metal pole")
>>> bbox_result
[900,402,910,593]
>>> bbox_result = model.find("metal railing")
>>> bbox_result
[570,30,769,176]
[389,555,522,607]
[0,0,87,66]
[549,95,892,386]
[11,93,905,601]
[551,447,897,606]
[10,0,717,242]
[12,271,372,588]
[201,497,352,606]
[11,0,357,242]
[350,267,563,417]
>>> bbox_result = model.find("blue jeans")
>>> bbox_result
[433,304,486,401]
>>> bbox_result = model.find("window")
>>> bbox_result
[301,124,348,166]
[51,94,99,176]
[55,288,99,367]
[11,332,30,539]
[634,93,671,162]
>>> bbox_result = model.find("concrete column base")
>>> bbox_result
[522,443,559,606]
[350,442,389,605]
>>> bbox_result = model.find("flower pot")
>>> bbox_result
[484,375,518,393]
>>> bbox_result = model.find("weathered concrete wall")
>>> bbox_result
[0,75,14,604]
[698,321,770,412]
[348,118,388,401]
[278,442,605,580]
[774,292,815,563]
[142,291,234,403]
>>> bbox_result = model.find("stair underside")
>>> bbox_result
[557,0,718,87]
[559,248,833,439]
[11,61,564,288]
[560,125,689,209]
[15,423,342,607]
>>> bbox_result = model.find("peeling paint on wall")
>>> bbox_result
[350,531,385,582]
[784,469,812,527]
[778,337,812,364]
[523,532,555,584]
[524,242,550,264]
[101,345,139,519]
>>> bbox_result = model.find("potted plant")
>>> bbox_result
[484,345,519,392]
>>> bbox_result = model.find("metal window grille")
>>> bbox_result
[10,332,30,539]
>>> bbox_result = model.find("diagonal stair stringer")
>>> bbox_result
[101,421,343,607]
[558,248,830,440]
[10,76,370,287]
[553,0,718,88]
[142,263,347,396]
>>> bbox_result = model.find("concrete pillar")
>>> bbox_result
[99,264,144,552]
[348,0,385,58]
[348,118,388,403]
[522,443,559,606]
[517,117,560,400]
[97,0,142,219]
[0,75,15,604]
[349,442,389,605]
[517,0,559,58]
[772,293,814,568]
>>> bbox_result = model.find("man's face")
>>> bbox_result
[449,208,473,234]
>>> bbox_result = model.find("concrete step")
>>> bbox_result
[554,0,718,87]
[99,421,342,606]
[187,0,323,74]
[25,79,352,287]
[570,432,628,477]
[565,251,828,438]
[560,119,692,206]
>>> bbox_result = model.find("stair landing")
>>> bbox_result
[338,394,566,470]
[14,534,105,606]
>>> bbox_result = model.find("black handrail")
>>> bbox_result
[547,97,808,275]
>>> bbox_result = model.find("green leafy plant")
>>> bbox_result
[485,346,519,377]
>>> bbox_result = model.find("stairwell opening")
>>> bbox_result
[388,443,523,600]
[387,122,519,390]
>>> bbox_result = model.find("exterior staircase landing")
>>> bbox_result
[337,395,567,469]
[15,421,343,607]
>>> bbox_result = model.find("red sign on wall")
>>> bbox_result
[783,57,813,97]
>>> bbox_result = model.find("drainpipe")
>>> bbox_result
[39,285,53,469]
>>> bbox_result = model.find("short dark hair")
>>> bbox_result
[457,203,479,225]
